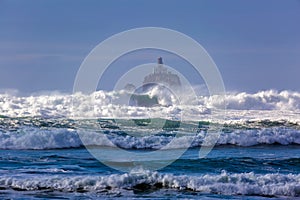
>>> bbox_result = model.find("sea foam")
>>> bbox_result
[0,89,300,121]
[1,171,299,197]
[1,126,299,150]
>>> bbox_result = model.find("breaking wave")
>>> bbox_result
[1,125,299,150]
[0,89,299,119]
[1,170,300,197]
[1,89,300,150]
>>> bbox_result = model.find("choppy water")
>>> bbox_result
[0,117,299,199]
[0,90,300,199]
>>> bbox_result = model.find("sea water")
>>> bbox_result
[0,90,300,199]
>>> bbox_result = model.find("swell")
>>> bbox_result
[2,156,299,175]
[169,157,300,174]
[1,117,299,134]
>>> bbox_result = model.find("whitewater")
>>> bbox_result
[0,89,300,199]
[0,89,300,121]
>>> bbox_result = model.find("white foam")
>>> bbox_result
[0,128,81,149]
[1,171,299,197]
[209,90,300,110]
[0,127,299,150]
[0,89,300,123]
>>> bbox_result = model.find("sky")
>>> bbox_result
[0,0,300,95]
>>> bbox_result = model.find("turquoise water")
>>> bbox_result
[0,117,300,199]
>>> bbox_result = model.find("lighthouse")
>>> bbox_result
[143,57,181,90]
[158,57,163,64]
[154,57,167,74]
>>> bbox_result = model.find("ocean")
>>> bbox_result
[0,89,300,199]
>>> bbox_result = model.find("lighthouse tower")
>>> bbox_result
[158,57,163,64]
[143,57,181,91]
[154,57,167,74]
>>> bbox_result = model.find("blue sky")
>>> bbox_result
[0,0,300,94]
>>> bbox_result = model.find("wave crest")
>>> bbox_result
[0,90,299,119]
[1,171,300,197]
[1,126,299,150]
